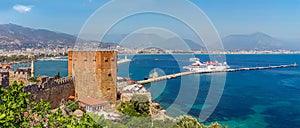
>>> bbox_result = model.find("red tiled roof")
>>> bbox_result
[78,97,103,106]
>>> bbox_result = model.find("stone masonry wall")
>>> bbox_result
[24,77,75,108]
[0,71,9,87]
[68,51,117,104]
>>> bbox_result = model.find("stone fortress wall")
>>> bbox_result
[24,77,75,108]
[0,70,9,87]
[1,50,118,108]
[0,63,74,108]
[9,70,29,84]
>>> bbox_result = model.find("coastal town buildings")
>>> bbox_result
[2,48,300,58]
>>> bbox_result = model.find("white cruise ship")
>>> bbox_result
[183,58,229,72]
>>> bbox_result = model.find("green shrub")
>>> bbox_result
[0,82,102,127]
[118,94,150,117]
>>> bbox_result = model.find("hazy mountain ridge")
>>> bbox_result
[100,32,299,51]
[0,24,298,51]
[0,23,76,50]
[0,24,119,50]
[222,32,299,50]
[102,33,204,50]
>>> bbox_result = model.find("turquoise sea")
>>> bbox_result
[34,54,300,128]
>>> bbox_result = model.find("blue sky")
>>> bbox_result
[0,0,299,39]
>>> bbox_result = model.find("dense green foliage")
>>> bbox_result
[0,82,101,127]
[118,102,140,117]
[91,114,223,128]
[0,54,67,63]
[174,115,205,128]
[65,100,79,112]
[118,94,150,117]
[91,114,176,128]
[0,81,32,127]
[0,82,225,128]
[174,116,223,128]
[28,77,39,82]
[116,94,224,128]
[0,55,29,62]
[131,94,150,116]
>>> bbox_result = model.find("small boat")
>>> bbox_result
[144,69,159,80]
[189,57,200,62]
[149,69,159,78]
[292,62,298,67]
[170,75,177,79]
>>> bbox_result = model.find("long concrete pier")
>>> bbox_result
[117,59,131,65]
[136,63,298,85]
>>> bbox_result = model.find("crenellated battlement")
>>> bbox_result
[53,77,73,85]
[25,77,73,91]
[24,76,75,108]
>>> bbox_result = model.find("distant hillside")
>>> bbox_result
[1,24,298,51]
[0,24,119,50]
[103,32,297,51]
[162,38,204,50]
[101,33,204,50]
[0,23,77,50]
[222,32,283,50]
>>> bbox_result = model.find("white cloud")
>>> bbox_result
[13,5,33,13]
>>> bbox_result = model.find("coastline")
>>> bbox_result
[10,54,300,127]
[118,52,300,55]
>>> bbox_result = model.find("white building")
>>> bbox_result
[78,98,105,112]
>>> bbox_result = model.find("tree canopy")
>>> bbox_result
[0,82,101,127]
[118,94,150,117]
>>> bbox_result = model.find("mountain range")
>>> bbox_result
[0,23,76,50]
[222,32,300,50]
[101,33,205,50]
[0,23,298,51]
[222,32,283,50]
[0,24,118,50]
